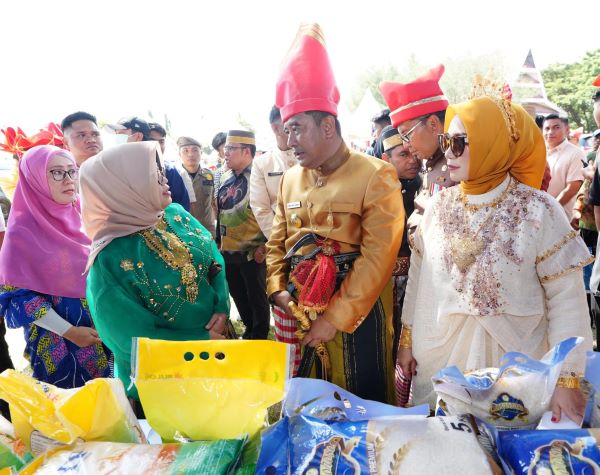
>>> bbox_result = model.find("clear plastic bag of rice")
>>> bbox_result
[433,337,582,430]
[280,414,502,475]
[584,351,600,428]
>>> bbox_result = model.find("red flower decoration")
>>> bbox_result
[1,123,64,158]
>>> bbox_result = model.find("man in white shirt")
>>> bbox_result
[543,114,584,219]
[249,106,299,373]
[250,106,296,239]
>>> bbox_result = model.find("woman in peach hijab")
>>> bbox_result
[398,89,593,423]
[80,142,230,403]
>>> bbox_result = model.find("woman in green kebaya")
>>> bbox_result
[79,142,229,400]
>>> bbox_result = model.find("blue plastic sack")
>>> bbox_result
[281,414,496,474]
[433,337,583,429]
[498,428,600,474]
[585,352,600,428]
[283,378,429,421]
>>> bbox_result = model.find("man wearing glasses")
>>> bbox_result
[217,130,270,340]
[380,65,456,230]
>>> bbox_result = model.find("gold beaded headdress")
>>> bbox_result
[468,74,520,143]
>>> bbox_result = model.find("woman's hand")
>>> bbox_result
[550,386,586,424]
[64,327,102,348]
[397,347,418,379]
[208,329,226,340]
[205,313,228,336]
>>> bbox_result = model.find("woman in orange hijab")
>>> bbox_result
[398,88,593,423]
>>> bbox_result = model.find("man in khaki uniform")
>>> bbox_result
[177,136,216,237]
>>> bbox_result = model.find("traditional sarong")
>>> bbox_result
[272,305,301,376]
[290,253,395,404]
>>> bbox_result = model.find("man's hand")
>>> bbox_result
[205,313,228,335]
[556,180,583,206]
[254,244,267,263]
[64,327,102,348]
[302,317,337,347]
[272,291,294,316]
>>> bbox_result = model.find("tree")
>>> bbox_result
[348,52,512,111]
[237,113,255,133]
[542,49,600,131]
[349,55,427,109]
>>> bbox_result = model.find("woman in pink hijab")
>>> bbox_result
[0,145,112,388]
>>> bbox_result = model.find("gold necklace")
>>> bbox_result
[458,178,516,213]
[450,179,514,273]
[139,218,199,302]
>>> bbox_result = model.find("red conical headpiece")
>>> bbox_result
[276,23,340,123]
[379,64,448,128]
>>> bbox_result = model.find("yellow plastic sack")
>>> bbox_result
[134,338,290,441]
[0,370,146,455]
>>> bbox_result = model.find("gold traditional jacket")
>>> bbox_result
[266,142,405,333]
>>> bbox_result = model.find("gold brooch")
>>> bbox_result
[120,260,134,271]
[450,236,485,273]
[290,213,302,228]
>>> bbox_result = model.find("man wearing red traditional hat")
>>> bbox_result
[266,23,404,403]
[379,66,457,230]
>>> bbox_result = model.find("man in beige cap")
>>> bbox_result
[177,136,216,237]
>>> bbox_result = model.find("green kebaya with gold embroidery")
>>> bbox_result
[86,204,229,398]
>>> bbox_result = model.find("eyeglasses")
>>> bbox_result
[224,145,244,153]
[438,133,469,157]
[157,169,167,185]
[49,169,78,181]
[399,121,424,144]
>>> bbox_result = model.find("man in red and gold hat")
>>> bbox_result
[379,66,457,230]
[266,23,404,403]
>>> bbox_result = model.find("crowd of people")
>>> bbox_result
[0,23,598,425]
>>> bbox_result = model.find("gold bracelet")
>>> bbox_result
[399,325,412,349]
[557,376,581,389]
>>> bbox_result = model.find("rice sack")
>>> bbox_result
[283,378,429,421]
[585,352,600,428]
[19,439,245,475]
[269,415,500,474]
[0,414,32,472]
[497,428,600,474]
[134,338,289,442]
[0,370,145,455]
[433,337,582,430]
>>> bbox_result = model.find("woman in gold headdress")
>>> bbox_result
[398,83,594,422]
